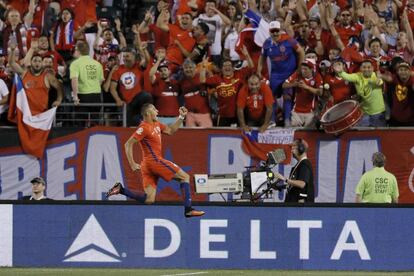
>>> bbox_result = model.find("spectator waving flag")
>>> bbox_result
[7,74,56,159]
[242,9,270,47]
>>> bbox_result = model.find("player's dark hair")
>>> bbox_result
[141,103,153,116]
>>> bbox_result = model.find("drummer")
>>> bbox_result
[282,59,323,128]
[333,59,386,127]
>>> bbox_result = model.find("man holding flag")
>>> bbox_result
[257,20,304,126]
[7,42,63,159]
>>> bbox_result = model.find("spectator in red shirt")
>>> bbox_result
[237,74,274,133]
[138,7,170,51]
[283,59,323,128]
[175,21,210,65]
[203,46,254,127]
[365,38,391,71]
[159,12,195,73]
[149,54,181,125]
[6,0,27,16]
[178,58,212,127]
[333,9,363,46]
[32,0,50,34]
[324,58,354,107]
[110,47,153,126]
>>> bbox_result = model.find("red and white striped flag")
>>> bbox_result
[7,74,56,159]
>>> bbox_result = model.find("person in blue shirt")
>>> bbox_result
[257,20,304,126]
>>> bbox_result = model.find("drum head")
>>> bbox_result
[320,100,363,135]
[321,100,358,123]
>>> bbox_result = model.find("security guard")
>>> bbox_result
[355,152,399,203]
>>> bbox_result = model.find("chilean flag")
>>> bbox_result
[241,130,293,164]
[242,9,270,47]
[7,74,56,159]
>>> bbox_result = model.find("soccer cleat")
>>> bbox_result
[106,182,123,198]
[185,208,205,218]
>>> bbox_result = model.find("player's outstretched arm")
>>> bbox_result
[163,106,187,135]
[125,136,141,171]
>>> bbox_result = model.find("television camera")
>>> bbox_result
[242,148,288,201]
[194,149,288,202]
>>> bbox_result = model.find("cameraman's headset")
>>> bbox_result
[295,139,307,155]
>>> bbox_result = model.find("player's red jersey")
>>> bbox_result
[132,121,166,162]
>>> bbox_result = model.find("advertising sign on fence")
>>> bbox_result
[3,203,413,271]
[0,127,414,203]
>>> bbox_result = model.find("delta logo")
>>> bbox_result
[63,214,123,262]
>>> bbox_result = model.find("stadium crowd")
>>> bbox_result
[0,0,414,130]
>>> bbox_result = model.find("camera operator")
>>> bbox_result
[274,139,314,203]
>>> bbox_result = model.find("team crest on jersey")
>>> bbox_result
[120,72,136,90]
[25,80,37,89]
[310,80,315,86]
[280,45,286,53]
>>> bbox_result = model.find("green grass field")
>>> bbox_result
[0,269,413,276]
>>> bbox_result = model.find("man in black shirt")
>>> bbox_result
[274,139,314,202]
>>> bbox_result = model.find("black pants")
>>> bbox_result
[77,93,102,126]
[126,92,153,126]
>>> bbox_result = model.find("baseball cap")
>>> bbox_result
[360,58,375,66]
[319,60,331,68]
[301,59,316,69]
[269,21,281,30]
[158,61,169,69]
[31,177,46,185]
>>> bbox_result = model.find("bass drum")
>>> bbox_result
[320,100,363,135]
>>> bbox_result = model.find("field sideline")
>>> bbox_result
[0,269,413,276]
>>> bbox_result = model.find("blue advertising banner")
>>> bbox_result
[5,204,414,270]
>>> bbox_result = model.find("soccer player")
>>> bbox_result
[106,104,205,218]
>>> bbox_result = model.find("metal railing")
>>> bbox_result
[53,103,127,127]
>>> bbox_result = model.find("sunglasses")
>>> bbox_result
[270,29,280,34]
